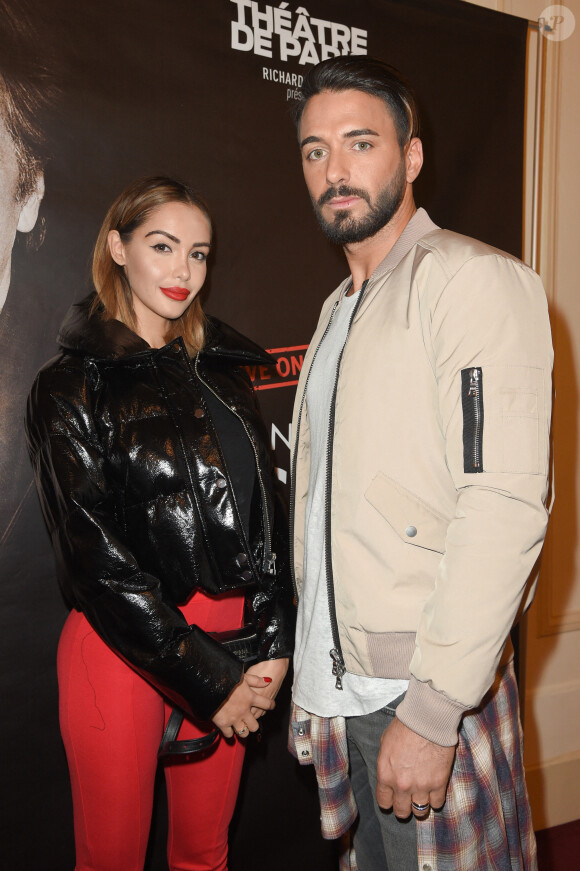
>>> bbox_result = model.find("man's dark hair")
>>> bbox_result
[293,55,420,149]
[0,0,57,201]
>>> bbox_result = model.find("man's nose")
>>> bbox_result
[326,151,349,186]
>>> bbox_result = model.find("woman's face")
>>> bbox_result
[108,201,211,346]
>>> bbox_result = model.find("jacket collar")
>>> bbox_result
[372,207,439,281]
[58,292,272,365]
[336,207,441,303]
[58,294,149,359]
[202,316,273,365]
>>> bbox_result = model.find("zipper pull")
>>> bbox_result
[329,648,346,690]
[468,368,480,396]
[264,552,276,575]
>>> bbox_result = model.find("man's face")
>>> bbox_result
[0,111,44,312]
[299,89,410,245]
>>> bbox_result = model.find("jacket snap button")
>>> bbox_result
[194,408,205,418]
[297,727,305,736]
[301,750,310,757]
[240,570,253,581]
[216,478,227,489]
[236,553,248,566]
[172,344,181,354]
[405,525,418,538]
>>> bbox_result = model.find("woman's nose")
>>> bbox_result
[174,254,190,281]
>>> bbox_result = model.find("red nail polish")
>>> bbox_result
[263,677,272,683]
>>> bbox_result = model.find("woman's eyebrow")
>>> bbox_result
[145,229,180,243]
[144,230,211,248]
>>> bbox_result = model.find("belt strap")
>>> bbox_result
[158,709,219,758]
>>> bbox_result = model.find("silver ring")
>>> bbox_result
[411,801,430,813]
[237,726,248,736]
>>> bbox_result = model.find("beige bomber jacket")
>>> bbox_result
[290,209,553,746]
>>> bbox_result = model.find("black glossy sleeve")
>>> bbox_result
[246,485,296,661]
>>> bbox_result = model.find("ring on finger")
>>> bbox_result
[411,800,430,814]
[236,725,249,736]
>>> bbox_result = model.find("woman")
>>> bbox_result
[26,176,294,871]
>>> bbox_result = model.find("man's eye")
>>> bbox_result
[307,148,325,161]
[354,141,371,152]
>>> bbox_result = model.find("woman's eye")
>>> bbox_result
[152,243,171,252]
[191,251,207,262]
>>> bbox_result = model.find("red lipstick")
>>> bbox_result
[161,287,189,301]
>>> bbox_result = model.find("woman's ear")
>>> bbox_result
[107,230,126,265]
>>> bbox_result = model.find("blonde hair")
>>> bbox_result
[91,176,211,355]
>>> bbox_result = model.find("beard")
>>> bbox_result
[312,157,407,245]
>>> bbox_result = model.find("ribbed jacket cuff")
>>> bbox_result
[396,675,468,746]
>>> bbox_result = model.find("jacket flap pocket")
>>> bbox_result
[364,473,449,554]
[483,365,546,475]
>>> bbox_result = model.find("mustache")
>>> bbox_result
[317,185,371,208]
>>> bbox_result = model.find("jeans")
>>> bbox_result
[346,696,418,871]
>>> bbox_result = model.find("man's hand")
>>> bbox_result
[376,716,455,819]
[245,657,289,718]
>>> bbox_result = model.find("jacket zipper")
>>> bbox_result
[324,285,366,689]
[289,299,339,600]
[193,355,276,576]
[467,367,483,472]
[290,282,367,691]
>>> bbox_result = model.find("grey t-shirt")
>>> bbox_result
[293,288,408,717]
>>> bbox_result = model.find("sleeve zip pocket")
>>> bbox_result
[461,367,484,473]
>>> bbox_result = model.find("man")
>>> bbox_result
[289,56,551,871]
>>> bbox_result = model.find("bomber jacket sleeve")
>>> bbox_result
[396,252,553,746]
[26,361,244,721]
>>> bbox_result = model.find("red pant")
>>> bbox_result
[57,592,246,871]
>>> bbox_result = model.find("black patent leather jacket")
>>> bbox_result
[26,295,295,720]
